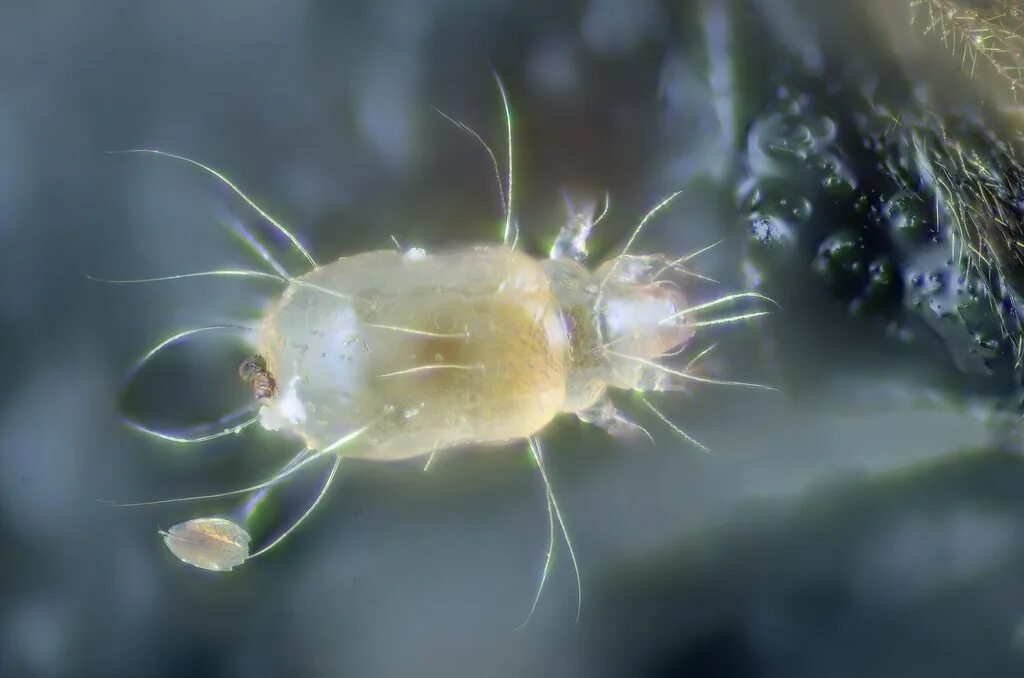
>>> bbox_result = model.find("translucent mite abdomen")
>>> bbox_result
[259,246,570,460]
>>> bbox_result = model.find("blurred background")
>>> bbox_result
[5,0,1024,676]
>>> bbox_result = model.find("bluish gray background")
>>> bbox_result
[2,1,1024,676]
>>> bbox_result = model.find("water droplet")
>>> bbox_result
[854,257,902,315]
[747,108,837,176]
[813,230,868,295]
[743,179,809,249]
[750,213,795,248]
[883,190,930,242]
[815,153,857,194]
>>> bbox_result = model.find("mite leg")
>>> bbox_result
[549,191,610,262]
[575,393,654,443]
[612,344,718,392]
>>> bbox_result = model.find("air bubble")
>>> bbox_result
[883,190,930,241]
[747,109,838,176]
[815,153,857,194]
[813,230,868,295]
[743,180,809,249]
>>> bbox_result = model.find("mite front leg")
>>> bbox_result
[549,191,609,262]
[575,393,653,443]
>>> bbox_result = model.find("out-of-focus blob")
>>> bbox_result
[581,0,663,56]
[161,517,251,572]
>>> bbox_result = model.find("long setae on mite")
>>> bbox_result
[101,76,774,624]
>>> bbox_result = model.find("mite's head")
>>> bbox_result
[595,255,696,390]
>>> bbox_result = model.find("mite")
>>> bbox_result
[104,77,773,623]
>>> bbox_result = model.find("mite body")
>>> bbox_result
[257,246,693,460]
[109,81,771,621]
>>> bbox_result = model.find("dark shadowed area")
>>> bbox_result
[4,1,1024,676]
